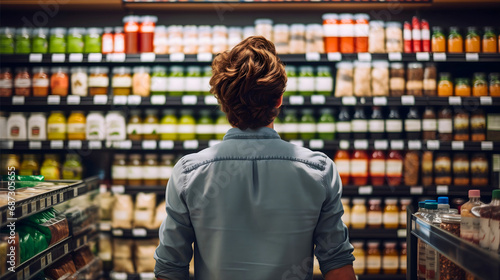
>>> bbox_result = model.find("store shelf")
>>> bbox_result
[349,228,407,239]
[342,184,492,197]
[99,222,159,238]
[0,176,100,228]
[410,214,500,280]
[109,185,166,195]
[356,276,406,280]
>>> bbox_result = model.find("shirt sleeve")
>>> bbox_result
[314,158,355,276]
[154,161,195,280]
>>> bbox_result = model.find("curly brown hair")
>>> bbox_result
[210,36,287,130]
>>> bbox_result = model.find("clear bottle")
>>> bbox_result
[178,109,196,141]
[351,198,367,229]
[352,241,366,275]
[132,66,150,96]
[105,111,126,141]
[461,190,483,244]
[84,27,102,53]
[88,66,109,96]
[437,196,450,215]
[424,202,440,280]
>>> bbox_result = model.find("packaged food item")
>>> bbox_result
[105,111,126,140]
[471,109,486,141]
[471,153,488,186]
[254,19,273,41]
[406,63,424,96]
[45,256,77,279]
[334,150,350,185]
[143,155,159,186]
[448,27,463,53]
[322,13,339,53]
[86,111,105,140]
[112,66,132,95]
[135,239,159,273]
[461,190,482,244]
[160,109,177,141]
[386,107,402,139]
[339,14,354,53]
[88,67,109,96]
[14,67,31,96]
[453,110,470,141]
[437,72,453,96]
[352,107,368,139]
[126,110,142,141]
[289,24,306,54]
[453,153,469,186]
[369,107,385,140]
[482,26,497,53]
[368,21,385,53]
[421,20,431,52]
[400,242,407,274]
[465,26,480,53]
[386,22,403,53]
[112,238,135,273]
[112,154,127,186]
[40,154,60,180]
[151,66,168,95]
[455,78,471,96]
[352,241,365,274]
[134,192,156,227]
[243,26,255,39]
[114,26,125,53]
[431,26,446,52]
[185,66,202,96]
[123,15,140,54]
[50,67,69,96]
[47,111,66,140]
[382,241,398,274]
[112,194,134,229]
[404,151,420,186]
[369,150,385,186]
[299,109,316,140]
[70,67,88,96]
[423,63,437,96]
[366,241,381,274]
[7,112,27,140]
[412,17,422,53]
[298,66,315,96]
[434,153,452,185]
[102,27,114,54]
[168,65,185,96]
[197,110,215,140]
[67,27,85,53]
[273,24,289,54]
[32,28,49,53]
[202,66,212,96]
[73,245,94,269]
[389,63,405,97]
[315,66,333,96]
[367,198,382,229]
[386,150,403,186]
[334,62,353,97]
[0,67,13,97]
[67,111,86,140]
[371,60,389,96]
[306,24,324,53]
[405,107,421,139]
[440,214,466,279]
[353,61,371,97]
[354,13,369,53]
[438,107,453,141]
[15,27,31,54]
[62,154,82,180]
[399,198,412,229]
[20,154,40,176]
[127,154,142,186]
[351,198,367,229]
[159,155,174,186]
[351,150,368,185]
[154,25,168,54]
[422,106,437,140]
[139,15,157,53]
[487,113,500,140]
[49,27,67,53]
[183,25,198,55]
[472,72,488,96]
[282,109,299,140]
[143,109,159,140]
[168,25,183,54]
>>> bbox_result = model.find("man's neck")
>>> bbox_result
[265,122,274,129]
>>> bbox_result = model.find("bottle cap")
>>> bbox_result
[468,190,480,198]
[437,197,449,204]
[418,201,425,208]
[425,202,438,210]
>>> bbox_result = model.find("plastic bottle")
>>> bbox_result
[437,197,450,214]
[489,189,500,253]
[416,201,428,280]
[461,190,483,244]
[424,202,440,280]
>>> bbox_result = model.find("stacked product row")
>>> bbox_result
[341,197,411,229]
[1,153,83,180]
[100,237,159,274]
[111,153,175,187]
[350,240,407,276]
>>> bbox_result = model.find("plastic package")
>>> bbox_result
[153,201,167,229]
[134,193,156,228]
[289,24,306,54]
[369,21,385,53]
[73,245,95,269]
[335,62,354,97]
[306,24,324,53]
[386,22,403,52]
[371,60,389,96]
[112,194,134,229]
[113,239,135,273]
[45,256,77,279]
[132,66,151,96]
[135,239,159,273]
[274,24,289,54]
[353,61,371,97]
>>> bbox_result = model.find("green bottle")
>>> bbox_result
[315,66,333,96]
[299,109,317,140]
[298,66,315,96]
[32,28,49,53]
[62,154,83,180]
[15,27,31,54]
[49,27,67,53]
[185,66,202,96]
[151,66,168,95]
[215,111,231,140]
[317,108,335,140]
[284,65,297,96]
[84,27,102,53]
[283,109,299,140]
[169,66,185,96]
[0,27,15,54]
[67,27,85,53]
[160,109,178,141]
[202,66,212,96]
[196,110,215,140]
[178,109,196,141]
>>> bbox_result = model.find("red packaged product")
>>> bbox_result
[412,17,422,53]
[404,21,413,53]
[421,20,431,52]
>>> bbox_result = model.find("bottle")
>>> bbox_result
[400,198,412,229]
[448,27,463,53]
[160,109,178,141]
[386,150,403,187]
[316,66,333,96]
[62,154,83,180]
[298,66,315,96]
[86,111,105,140]
[351,150,369,186]
[366,241,381,274]
[196,110,215,141]
[112,154,127,186]
[382,241,399,274]
[425,202,440,280]
[127,154,142,186]
[123,15,140,54]
[139,15,157,53]
[437,72,453,96]
[422,107,437,140]
[40,154,61,180]
[416,201,428,280]
[317,108,335,141]
[284,66,297,96]
[437,107,453,141]
[351,241,365,275]
[405,107,421,140]
[471,109,486,141]
[400,242,407,275]
[472,72,488,96]
[422,151,433,186]
[336,107,351,140]
[28,112,47,140]
[159,154,174,186]
[143,154,159,186]
[383,198,399,229]
[489,189,500,253]
[437,196,450,214]
[185,66,202,96]
[299,109,317,140]
[386,107,402,139]
[369,106,385,140]
[143,109,160,141]
[178,109,196,141]
[113,26,125,53]
[367,198,383,229]
[352,107,368,139]
[47,111,66,140]
[351,198,367,229]
[369,150,385,186]
[334,150,350,186]
[465,26,481,53]
[461,190,483,244]
[453,110,470,141]
[482,26,498,53]
[67,111,86,140]
[431,26,446,52]
[105,111,126,141]
[283,109,299,140]
[102,27,114,54]
[32,67,50,97]
[20,154,40,176]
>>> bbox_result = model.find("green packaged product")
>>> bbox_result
[15,27,31,54]
[0,27,15,54]
[32,28,49,53]
[67,27,85,53]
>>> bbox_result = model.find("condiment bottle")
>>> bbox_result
[421,151,434,186]
[32,28,49,53]
[143,109,159,140]
[0,68,13,97]
[352,107,367,139]
[32,67,50,97]
[102,27,114,54]
[112,154,127,186]
[471,109,486,141]
[67,27,85,53]
[367,198,382,229]
[465,27,481,53]
[178,109,196,141]
[412,17,422,53]
[336,107,351,140]
[437,107,453,141]
[369,106,385,140]
[132,66,151,96]
[86,111,105,140]
[159,154,174,186]
[400,242,407,275]
[20,154,40,176]
[62,154,82,180]
[123,15,140,54]
[317,108,335,141]
[422,106,437,140]
[168,66,184,96]
[28,112,47,140]
[403,21,412,53]
[423,63,437,96]
[196,110,215,141]
[185,66,202,96]
[284,66,297,96]
[139,15,157,53]
[389,63,405,97]
[482,26,498,53]
[160,109,178,141]
[382,241,399,274]
[366,241,381,274]
[354,13,369,53]
[386,107,402,139]
[405,107,421,139]
[283,109,299,140]
[471,153,488,187]
[386,150,403,187]
[351,150,369,186]
[88,66,109,96]
[434,153,452,185]
[404,151,420,186]
[399,198,412,229]
[298,66,315,96]
[127,110,143,141]
[341,198,351,227]
[70,67,88,96]
[47,111,66,140]
[143,154,159,186]
[352,241,366,275]
[7,112,27,140]
[472,72,488,96]
[105,111,126,140]
[49,27,67,53]
[299,109,316,140]
[369,150,385,186]
[351,198,367,229]
[453,110,470,141]
[322,13,339,53]
[431,26,446,52]
[448,27,463,53]
[334,150,350,186]
[461,190,483,244]
[14,67,31,96]
[490,73,500,97]
[151,66,168,96]
[15,27,31,54]
[406,63,423,96]
[455,78,471,96]
[421,20,431,52]
[114,26,125,53]
[127,154,142,186]
[315,66,333,96]
[437,72,453,96]
[112,66,132,96]
[452,153,469,186]
[339,13,354,53]
[50,67,69,96]
[67,111,86,140]
[40,154,61,180]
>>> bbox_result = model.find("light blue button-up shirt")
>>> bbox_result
[154,127,354,280]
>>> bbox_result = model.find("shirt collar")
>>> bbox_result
[223,127,281,141]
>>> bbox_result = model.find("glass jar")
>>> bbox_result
[465,26,480,53]
[15,67,31,96]
[334,150,350,185]
[423,63,437,96]
[455,78,471,96]
[202,66,212,96]
[32,67,50,97]
[102,27,113,54]
[471,153,488,186]
[472,72,488,96]
[139,15,157,53]
[366,241,381,274]
[67,27,85,53]
[197,25,212,54]
[254,18,273,41]
[399,198,412,229]
[299,109,316,140]
[435,153,452,185]
[112,67,132,96]
[339,13,355,53]
[352,241,366,275]
[67,111,86,140]
[438,107,453,141]
[454,110,470,141]
[123,15,140,54]
[159,154,174,186]
[371,60,389,96]
[114,26,125,53]
[490,73,500,96]
[400,242,407,275]
[112,154,127,185]
[274,24,290,54]
[383,198,399,229]
[20,154,40,176]
[105,111,126,141]
[15,27,31,54]
[382,241,399,274]
[86,111,105,140]
[132,66,151,96]
[367,198,383,229]
[322,13,339,53]
[178,109,196,141]
[51,67,69,96]
[196,110,215,141]
[47,111,67,140]
[448,27,463,53]
[185,66,202,96]
[354,61,371,97]
[212,25,228,54]
[386,150,403,187]
[437,72,453,96]
[341,198,350,228]
[0,67,13,97]
[422,151,434,186]
[62,154,83,180]
[151,66,168,95]
[160,109,178,141]
[70,67,88,96]
[32,28,49,53]
[154,25,168,54]
[351,198,367,229]
[439,214,466,279]
[167,25,183,54]
[453,153,469,186]
[127,154,142,186]
[315,66,333,96]
[317,108,335,140]
[369,150,385,186]
[386,21,403,53]
[482,26,498,53]
[406,63,424,96]
[89,67,109,96]
[0,27,15,54]
[368,20,385,53]
[351,150,369,185]
[143,109,159,140]
[284,66,297,96]
[471,109,486,141]
[389,63,405,97]
[169,66,184,96]
[40,154,61,180]
[143,154,159,186]
[283,109,299,140]
[298,66,315,96]
[431,26,446,52]
[422,106,437,140]
[404,151,420,186]
[354,13,369,53]
[84,27,102,53]
[127,110,142,141]
[49,27,67,53]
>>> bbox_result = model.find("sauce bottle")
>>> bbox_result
[422,106,437,140]
[367,198,382,229]
[369,106,385,140]
[351,198,367,229]
[472,72,488,96]
[453,110,470,141]
[299,109,316,140]
[102,27,114,54]
[482,27,498,53]
[143,109,159,140]
[471,109,486,141]
[385,199,401,229]
[354,13,369,53]
[400,242,407,275]
[352,107,367,139]
[399,198,412,229]
[461,190,483,244]
[352,241,366,275]
[334,150,350,186]
[317,108,335,141]
[20,154,40,176]
[455,78,471,96]
[465,27,481,53]
[196,110,215,141]
[452,153,469,186]
[127,154,142,186]
[437,107,453,141]
[448,27,463,53]
[404,151,420,186]
[112,154,127,185]
[366,241,381,274]
[421,151,434,186]
[339,13,354,53]
[490,73,500,97]
[322,13,339,53]
[113,26,125,53]
[123,15,140,54]
[67,111,86,140]
[471,153,488,187]
[386,150,403,186]
[139,15,157,53]
[412,17,422,53]
[283,109,299,140]
[382,241,399,274]
[336,107,351,140]
[434,153,452,185]
[405,107,421,140]
[127,110,142,141]
[32,67,50,97]
[386,107,402,139]
[143,154,159,186]
[178,109,196,141]
[351,150,369,185]
[437,72,453,96]
[369,150,385,186]
[160,109,178,141]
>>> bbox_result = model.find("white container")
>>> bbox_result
[28,112,47,140]
[71,67,88,96]
[0,112,7,139]
[105,111,126,140]
[7,112,27,140]
[87,111,106,140]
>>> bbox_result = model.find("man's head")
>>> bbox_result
[210,36,287,130]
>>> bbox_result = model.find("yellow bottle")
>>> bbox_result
[352,241,366,275]
[20,154,40,176]
[40,154,61,180]
[67,111,86,140]
[47,111,67,140]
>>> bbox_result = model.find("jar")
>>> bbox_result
[382,242,399,274]
[178,109,196,141]
[7,112,27,140]
[102,27,113,54]
[399,198,412,229]
[339,13,354,53]
[228,27,242,50]
[438,107,453,141]
[168,25,183,54]
[159,154,174,186]
[471,153,488,186]
[15,27,31,54]
[154,25,168,54]
[336,107,351,140]
[455,78,471,96]
[196,110,215,141]
[351,150,369,185]
[404,151,420,186]
[386,150,403,187]
[254,19,273,41]
[28,112,47,140]
[185,66,202,96]
[143,154,159,186]
[490,73,500,96]
[354,13,369,53]
[370,150,385,186]
[386,22,403,53]
[351,198,367,229]
[6,154,21,173]
[114,26,125,53]
[334,150,350,185]
[150,66,168,95]
[389,63,405,97]
[353,61,371,97]
[405,107,421,140]
[422,151,434,186]
[127,154,142,186]
[368,20,385,53]
[49,27,67,53]
[105,111,126,140]
[367,198,382,229]
[423,63,437,96]
[47,111,66,140]
[371,60,389,96]
[406,63,424,96]
[322,13,339,53]
[143,109,159,140]
[32,67,50,97]
[431,26,446,52]
[127,110,142,141]
[383,198,399,229]
[448,27,463,53]
[89,67,109,96]
[20,154,40,176]
[289,24,306,54]
[465,26,480,53]
[435,153,452,185]
[386,107,402,139]
[284,66,297,96]
[437,72,453,96]
[283,109,299,140]
[472,72,488,96]
[123,15,140,54]
[352,241,366,275]
[0,27,15,54]
[14,67,31,96]
[298,66,315,96]
[273,24,289,54]
[317,108,335,140]
[439,214,466,280]
[112,154,127,185]
[197,25,212,54]
[341,198,350,227]
[50,67,69,96]
[212,25,229,54]
[83,27,102,53]
[32,28,49,53]
[0,68,13,97]
[334,62,354,97]
[482,27,498,53]
[67,111,86,140]
[62,154,82,180]
[70,67,88,96]
[168,66,184,96]
[352,107,368,139]
[160,109,178,141]
[422,106,437,140]
[299,109,316,140]
[86,111,105,140]
[112,67,132,96]
[139,15,157,53]
[202,66,212,96]
[215,111,231,140]
[366,241,381,274]
[400,242,407,275]
[454,110,470,141]
[453,153,469,186]
[471,109,486,141]
[40,154,61,180]
[67,27,85,53]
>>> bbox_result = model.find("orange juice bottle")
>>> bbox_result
[431,26,446,52]
[482,27,497,53]
[448,27,463,53]
[465,27,481,53]
[437,72,453,96]
[472,72,488,96]
[490,73,500,96]
[455,78,471,96]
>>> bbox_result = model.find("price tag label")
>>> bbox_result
[481,141,493,150]
[397,229,407,238]
[31,201,36,213]
[183,140,199,149]
[112,229,124,236]
[290,140,304,147]
[12,96,25,105]
[24,266,30,278]
[204,95,218,105]
[46,196,52,207]
[159,140,174,149]
[40,198,45,209]
[59,192,64,202]
[339,140,350,150]
[93,95,108,104]
[427,140,440,150]
[47,95,61,105]
[50,140,64,149]
[411,186,424,195]
[67,95,81,105]
[182,95,198,105]
[47,252,52,264]
[208,140,222,147]
[466,53,479,61]
[401,95,415,105]
[74,187,79,197]
[111,53,126,62]
[77,238,81,248]
[41,255,46,268]
[29,53,43,62]
[29,141,42,149]
[354,140,368,150]
[51,53,65,62]
[408,140,422,150]
[88,53,102,62]
[448,96,462,105]
[372,97,387,106]
[52,194,57,204]
[480,96,492,105]
[357,53,372,61]
[305,52,321,61]
[68,140,82,149]
[119,140,132,149]
[22,204,27,215]
[112,272,127,280]
[132,228,148,237]
[197,52,213,62]
[89,140,102,149]
[127,95,141,105]
[140,273,156,280]
[111,185,125,193]
[100,222,112,231]
[451,141,464,150]
[170,53,185,62]
[388,52,402,61]
[436,185,449,195]
[113,95,127,105]
[358,186,373,195]
[69,53,83,62]
[433,52,447,61]
[391,140,404,150]
[327,52,342,61]
[310,95,326,105]
[309,140,324,150]
[342,96,357,106]
[151,95,166,105]
[289,95,304,105]
[374,140,388,150]
[17,271,22,280]
[140,52,156,62]
[416,52,430,61]
[142,140,157,150]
